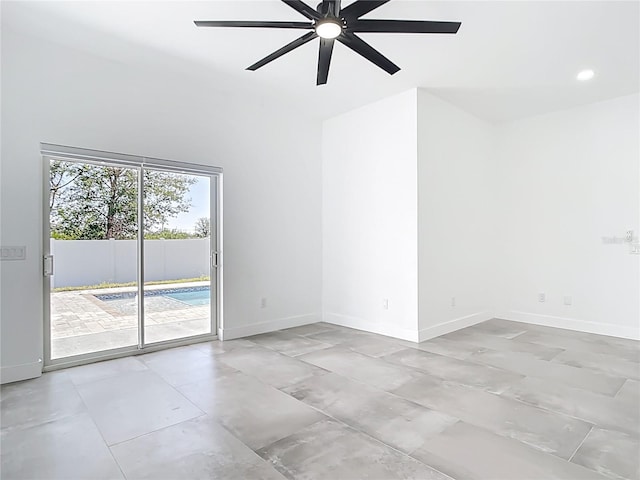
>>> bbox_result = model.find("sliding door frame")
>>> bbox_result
[42,143,223,371]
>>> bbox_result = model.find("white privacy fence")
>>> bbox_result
[50,238,210,288]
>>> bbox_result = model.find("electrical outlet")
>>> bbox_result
[451,296,456,307]
[626,230,634,242]
[538,293,546,303]
[383,298,389,310]
[563,296,572,306]
[260,297,267,308]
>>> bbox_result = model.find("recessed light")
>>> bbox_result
[576,69,595,81]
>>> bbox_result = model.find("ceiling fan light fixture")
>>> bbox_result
[315,19,342,39]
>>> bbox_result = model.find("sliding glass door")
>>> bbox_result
[43,145,221,368]
[47,161,141,360]
[142,170,214,345]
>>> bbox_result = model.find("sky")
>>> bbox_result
[170,176,210,232]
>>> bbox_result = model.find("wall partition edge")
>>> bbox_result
[41,143,223,371]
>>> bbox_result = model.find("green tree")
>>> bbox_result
[194,217,211,238]
[145,229,193,240]
[50,161,197,240]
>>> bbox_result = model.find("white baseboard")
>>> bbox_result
[498,311,640,341]
[1,360,42,385]
[418,312,493,342]
[219,313,320,341]
[323,313,421,342]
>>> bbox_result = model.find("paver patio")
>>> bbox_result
[51,282,212,358]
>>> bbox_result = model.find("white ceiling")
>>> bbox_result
[3,0,639,122]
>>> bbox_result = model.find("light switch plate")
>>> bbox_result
[0,246,26,261]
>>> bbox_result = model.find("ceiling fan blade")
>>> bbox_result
[340,0,390,19]
[317,38,335,85]
[337,32,400,75]
[247,31,317,71]
[281,0,321,20]
[194,20,313,29]
[351,19,461,34]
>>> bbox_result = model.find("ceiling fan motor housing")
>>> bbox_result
[317,1,338,16]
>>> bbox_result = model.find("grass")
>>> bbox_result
[52,276,210,292]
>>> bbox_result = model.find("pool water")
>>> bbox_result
[163,289,210,306]
[95,286,210,310]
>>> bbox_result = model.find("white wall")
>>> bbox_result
[322,89,419,341]
[417,90,497,340]
[0,29,322,382]
[494,94,640,339]
[2,27,637,385]
[50,239,210,288]
[322,89,639,343]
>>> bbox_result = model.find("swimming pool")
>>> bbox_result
[163,288,210,306]
[95,286,210,308]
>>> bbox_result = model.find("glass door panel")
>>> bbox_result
[48,160,139,359]
[45,147,220,368]
[142,169,213,344]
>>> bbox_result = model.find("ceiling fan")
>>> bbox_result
[195,0,461,85]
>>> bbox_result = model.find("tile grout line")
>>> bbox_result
[276,366,604,469]
[269,328,618,475]
[612,378,629,399]
[507,330,640,365]
[509,330,529,340]
[107,410,209,449]
[68,374,129,479]
[289,332,602,432]
[546,346,567,362]
[275,330,632,464]
[244,333,460,476]
[568,425,593,463]
[245,337,334,358]
[178,338,427,478]
[376,333,630,402]
[74,366,209,454]
[496,381,607,429]
[425,333,624,389]
[262,394,457,480]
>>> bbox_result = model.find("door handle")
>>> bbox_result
[43,255,54,276]
[211,251,219,269]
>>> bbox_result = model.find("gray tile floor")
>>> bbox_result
[1,319,639,480]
